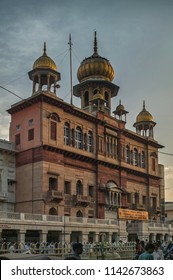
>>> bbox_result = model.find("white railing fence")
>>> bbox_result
[0,241,136,260]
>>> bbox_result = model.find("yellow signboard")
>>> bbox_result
[118,208,148,221]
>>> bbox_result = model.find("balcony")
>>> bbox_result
[136,204,146,210]
[156,206,161,213]
[121,202,131,209]
[47,190,63,202]
[105,203,118,209]
[72,195,94,207]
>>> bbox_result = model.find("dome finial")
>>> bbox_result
[93,30,98,56]
[143,100,146,110]
[43,42,47,55]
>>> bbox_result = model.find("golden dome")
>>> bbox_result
[92,92,105,101]
[136,102,154,122]
[116,100,125,111]
[33,43,57,71]
[77,32,114,83]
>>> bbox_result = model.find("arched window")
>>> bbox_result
[141,151,145,168]
[150,152,157,172]
[49,207,57,215]
[87,131,93,152]
[76,210,83,217]
[64,122,70,145]
[133,148,138,166]
[126,145,130,163]
[75,126,82,149]
[84,91,89,107]
[76,180,83,195]
[50,113,60,122]
[49,113,60,141]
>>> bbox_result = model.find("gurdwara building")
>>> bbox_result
[5,33,165,243]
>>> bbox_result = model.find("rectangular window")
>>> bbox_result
[28,128,34,141]
[142,196,146,205]
[152,158,156,171]
[28,119,34,126]
[8,179,15,193]
[134,193,139,204]
[15,134,20,145]
[88,186,94,197]
[64,181,71,194]
[16,124,21,131]
[152,197,157,209]
[49,177,57,191]
[51,121,57,140]
[127,193,131,203]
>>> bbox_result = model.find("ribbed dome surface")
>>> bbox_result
[136,102,154,122]
[33,43,57,71]
[77,55,114,82]
[116,103,125,111]
[77,32,114,82]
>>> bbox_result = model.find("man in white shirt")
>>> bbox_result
[152,242,164,260]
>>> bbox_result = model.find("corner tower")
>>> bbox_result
[73,32,119,115]
[133,101,156,138]
[28,43,61,96]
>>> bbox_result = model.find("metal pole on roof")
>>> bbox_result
[68,34,73,105]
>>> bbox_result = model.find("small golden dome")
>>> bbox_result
[136,102,154,122]
[92,92,105,101]
[33,43,57,71]
[116,100,125,111]
[77,32,114,83]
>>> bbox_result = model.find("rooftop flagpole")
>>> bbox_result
[68,34,73,105]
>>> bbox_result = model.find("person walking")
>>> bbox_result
[152,242,164,260]
[65,243,83,260]
[138,242,155,260]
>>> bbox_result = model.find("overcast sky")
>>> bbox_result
[0,0,173,200]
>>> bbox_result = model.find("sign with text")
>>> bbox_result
[118,208,148,220]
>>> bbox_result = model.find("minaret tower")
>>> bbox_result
[113,100,129,123]
[133,101,156,138]
[73,32,119,115]
[28,43,61,96]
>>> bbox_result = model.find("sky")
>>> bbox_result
[0,0,173,201]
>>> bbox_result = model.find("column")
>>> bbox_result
[54,78,56,94]
[112,192,115,205]
[47,74,50,92]
[116,193,118,206]
[38,75,41,91]
[119,193,121,207]
[64,232,71,243]
[82,232,89,243]
[40,230,48,243]
[107,232,112,243]
[32,80,36,94]
[109,191,111,206]
[18,230,26,244]
[95,233,101,242]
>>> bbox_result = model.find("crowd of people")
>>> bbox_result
[135,239,173,260]
[1,238,173,260]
